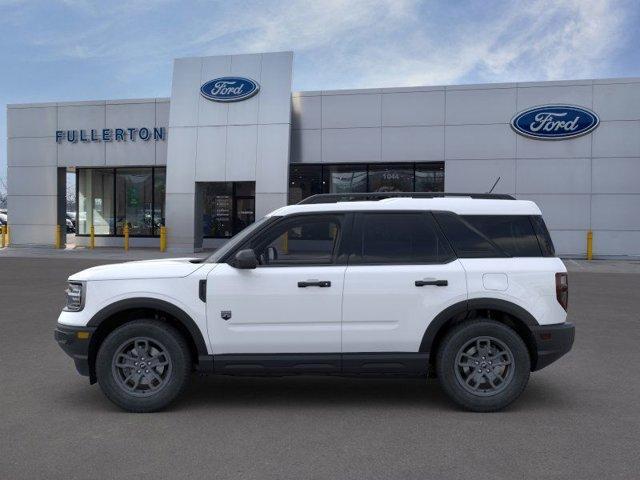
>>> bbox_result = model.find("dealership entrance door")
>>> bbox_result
[196,182,256,246]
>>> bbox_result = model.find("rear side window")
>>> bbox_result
[462,215,542,257]
[353,213,454,264]
[530,215,556,256]
[433,212,505,258]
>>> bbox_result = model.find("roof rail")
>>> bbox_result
[297,192,516,204]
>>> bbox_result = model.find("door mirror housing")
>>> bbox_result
[234,249,258,269]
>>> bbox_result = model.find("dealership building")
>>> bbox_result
[6,51,640,257]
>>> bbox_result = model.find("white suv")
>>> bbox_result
[55,193,574,412]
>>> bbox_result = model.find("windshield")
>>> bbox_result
[206,216,273,263]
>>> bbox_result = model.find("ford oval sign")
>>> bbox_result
[200,77,260,102]
[511,105,599,140]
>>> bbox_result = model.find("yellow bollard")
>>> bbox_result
[123,224,129,251]
[1,225,6,248]
[55,224,62,249]
[587,230,593,261]
[160,226,167,252]
[89,225,95,249]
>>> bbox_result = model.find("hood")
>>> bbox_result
[69,258,206,281]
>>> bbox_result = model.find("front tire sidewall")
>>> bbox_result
[96,320,191,412]
[437,320,530,412]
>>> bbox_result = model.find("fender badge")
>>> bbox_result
[221,311,232,320]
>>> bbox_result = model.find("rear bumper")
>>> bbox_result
[532,322,575,371]
[54,324,96,377]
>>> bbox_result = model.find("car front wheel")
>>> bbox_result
[436,319,530,412]
[96,320,191,412]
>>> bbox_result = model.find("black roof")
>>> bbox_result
[297,192,516,205]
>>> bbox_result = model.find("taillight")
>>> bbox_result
[555,272,568,311]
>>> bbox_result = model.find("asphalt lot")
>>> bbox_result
[1,257,639,480]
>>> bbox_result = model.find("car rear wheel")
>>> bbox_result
[96,320,191,412]
[436,319,530,412]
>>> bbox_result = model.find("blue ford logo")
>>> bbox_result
[511,105,599,140]
[200,77,260,102]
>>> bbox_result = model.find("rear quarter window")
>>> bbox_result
[433,212,546,258]
[461,215,542,257]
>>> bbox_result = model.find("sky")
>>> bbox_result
[1,0,640,192]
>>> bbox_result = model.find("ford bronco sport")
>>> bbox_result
[55,193,574,412]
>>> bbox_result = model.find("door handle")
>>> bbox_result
[298,280,331,288]
[415,279,448,287]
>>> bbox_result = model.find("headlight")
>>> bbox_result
[64,282,84,312]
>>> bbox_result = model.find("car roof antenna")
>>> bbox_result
[487,176,501,194]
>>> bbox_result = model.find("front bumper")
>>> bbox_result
[531,322,575,371]
[54,324,96,377]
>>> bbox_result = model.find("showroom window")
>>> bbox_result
[77,167,165,237]
[200,182,255,239]
[288,162,444,203]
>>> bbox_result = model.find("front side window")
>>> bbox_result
[353,213,453,264]
[247,215,342,266]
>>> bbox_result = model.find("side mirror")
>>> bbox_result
[234,249,258,269]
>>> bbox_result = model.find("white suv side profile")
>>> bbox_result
[55,193,574,412]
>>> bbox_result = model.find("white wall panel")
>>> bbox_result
[322,128,381,163]
[445,124,515,159]
[322,94,381,129]
[592,231,640,256]
[7,106,57,138]
[290,129,321,164]
[195,126,227,181]
[381,126,444,161]
[516,134,591,159]
[169,57,202,127]
[446,88,516,125]
[7,166,58,196]
[165,128,197,194]
[225,125,257,180]
[8,137,57,167]
[592,157,640,193]
[256,124,289,193]
[593,82,640,121]
[516,158,591,194]
[592,121,640,157]
[381,91,444,126]
[445,160,515,194]
[292,95,321,130]
[591,195,640,230]
[258,51,293,125]
[165,192,196,251]
[516,85,592,110]
[58,104,105,132]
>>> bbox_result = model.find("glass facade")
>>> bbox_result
[289,162,444,203]
[77,167,165,237]
[201,182,255,239]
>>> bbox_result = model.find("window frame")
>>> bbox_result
[348,211,457,266]
[221,212,354,267]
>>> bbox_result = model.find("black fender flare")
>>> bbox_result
[87,297,208,356]
[419,298,539,353]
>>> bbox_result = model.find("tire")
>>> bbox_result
[96,320,192,412]
[436,319,530,412]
